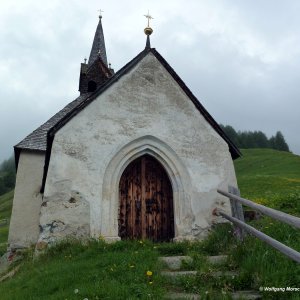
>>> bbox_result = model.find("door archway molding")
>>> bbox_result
[101,135,194,241]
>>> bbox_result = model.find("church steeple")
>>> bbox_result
[79,13,113,95]
[88,13,108,66]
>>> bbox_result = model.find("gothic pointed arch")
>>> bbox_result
[100,135,194,240]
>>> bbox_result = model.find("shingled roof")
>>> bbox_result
[15,94,89,152]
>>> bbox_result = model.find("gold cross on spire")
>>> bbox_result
[98,9,104,18]
[144,10,153,27]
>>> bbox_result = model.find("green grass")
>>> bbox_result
[0,190,13,255]
[0,240,166,300]
[0,149,299,299]
[0,190,13,220]
[235,149,300,214]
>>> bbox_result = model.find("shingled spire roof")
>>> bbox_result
[88,15,108,66]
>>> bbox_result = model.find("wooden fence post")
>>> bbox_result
[228,185,245,241]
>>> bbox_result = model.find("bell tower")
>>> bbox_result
[79,12,114,94]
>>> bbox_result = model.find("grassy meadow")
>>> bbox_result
[0,190,13,256]
[235,149,300,214]
[0,149,299,299]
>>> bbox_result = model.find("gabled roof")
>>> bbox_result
[16,47,241,158]
[15,93,90,152]
[15,46,241,190]
[48,47,241,158]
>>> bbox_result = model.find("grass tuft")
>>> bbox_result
[0,149,299,298]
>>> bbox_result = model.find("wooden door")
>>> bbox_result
[119,155,174,241]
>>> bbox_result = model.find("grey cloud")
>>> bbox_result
[1,0,300,162]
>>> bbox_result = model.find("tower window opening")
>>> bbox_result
[88,81,97,92]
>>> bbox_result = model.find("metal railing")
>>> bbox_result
[215,186,300,263]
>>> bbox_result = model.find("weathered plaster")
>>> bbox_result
[8,151,45,249]
[38,189,90,244]
[42,52,237,242]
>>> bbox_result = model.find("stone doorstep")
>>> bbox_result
[159,256,193,270]
[207,255,228,265]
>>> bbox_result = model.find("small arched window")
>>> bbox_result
[88,81,97,92]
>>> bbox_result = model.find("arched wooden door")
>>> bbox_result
[119,155,174,241]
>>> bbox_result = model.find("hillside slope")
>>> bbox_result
[234,149,300,214]
[0,190,13,254]
[0,150,299,299]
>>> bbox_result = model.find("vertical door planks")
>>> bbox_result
[118,155,174,241]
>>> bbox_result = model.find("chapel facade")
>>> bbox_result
[8,15,240,251]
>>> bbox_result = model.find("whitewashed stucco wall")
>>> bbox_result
[8,151,45,248]
[41,52,237,243]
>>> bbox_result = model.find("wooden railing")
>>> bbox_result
[215,186,300,263]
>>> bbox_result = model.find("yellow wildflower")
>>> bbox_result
[146,271,153,276]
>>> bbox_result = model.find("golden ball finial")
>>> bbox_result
[144,27,153,36]
[144,11,154,36]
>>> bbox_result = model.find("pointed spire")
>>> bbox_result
[88,14,108,66]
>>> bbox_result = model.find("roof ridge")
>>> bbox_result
[150,48,241,158]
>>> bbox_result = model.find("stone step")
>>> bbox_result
[231,290,262,300]
[162,270,238,279]
[207,255,228,265]
[165,290,261,300]
[165,292,200,299]
[161,270,197,277]
[210,271,239,278]
[159,256,193,270]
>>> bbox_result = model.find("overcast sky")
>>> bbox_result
[1,0,300,162]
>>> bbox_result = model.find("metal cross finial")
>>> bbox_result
[144,10,153,27]
[98,9,104,18]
